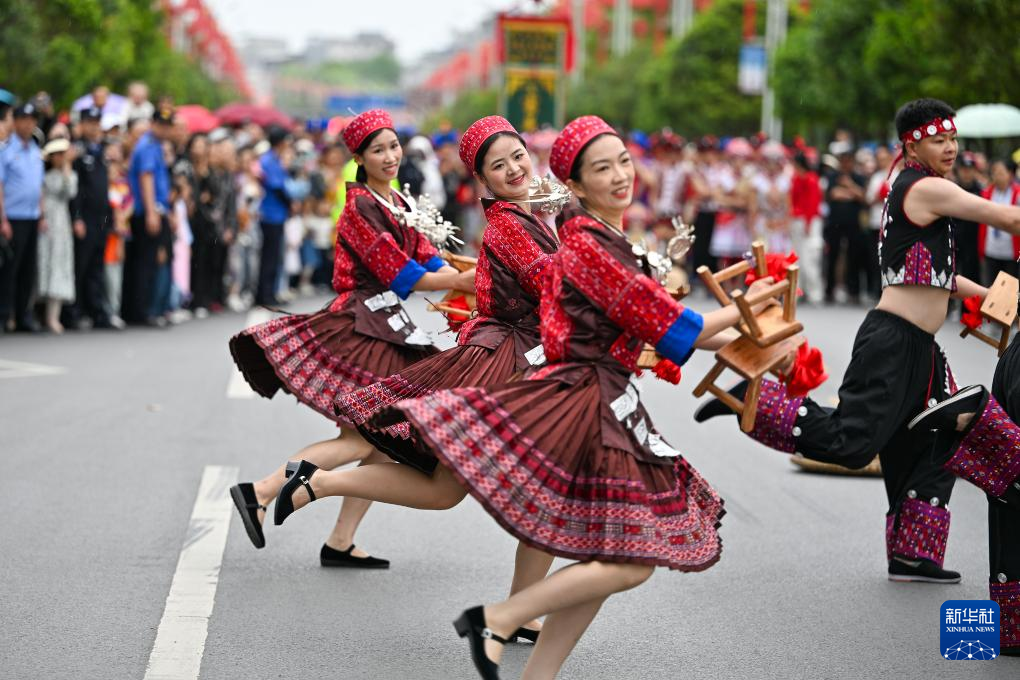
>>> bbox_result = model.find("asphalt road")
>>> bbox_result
[1,292,1015,679]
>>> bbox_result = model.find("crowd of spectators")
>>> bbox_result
[1,83,1018,337]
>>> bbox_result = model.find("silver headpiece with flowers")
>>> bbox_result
[666,217,696,262]
[629,217,696,286]
[523,175,572,214]
[397,184,464,249]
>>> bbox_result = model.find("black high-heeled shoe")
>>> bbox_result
[509,626,540,644]
[274,460,319,526]
[453,606,506,680]
[229,483,267,549]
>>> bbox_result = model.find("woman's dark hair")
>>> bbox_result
[474,131,526,175]
[186,133,208,157]
[569,132,617,182]
[990,157,1018,176]
[793,152,811,172]
[354,127,392,183]
[894,98,956,139]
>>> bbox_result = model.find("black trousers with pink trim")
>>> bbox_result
[783,311,958,563]
[990,333,1020,649]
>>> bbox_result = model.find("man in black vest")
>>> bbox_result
[70,105,121,329]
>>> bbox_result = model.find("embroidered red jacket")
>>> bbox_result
[540,209,703,371]
[456,200,558,366]
[329,183,444,312]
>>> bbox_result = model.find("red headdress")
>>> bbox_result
[888,115,957,180]
[459,115,518,172]
[549,115,618,182]
[342,109,394,154]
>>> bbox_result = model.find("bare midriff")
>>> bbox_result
[875,284,951,335]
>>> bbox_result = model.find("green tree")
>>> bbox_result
[772,0,884,140]
[0,0,237,110]
[632,0,762,137]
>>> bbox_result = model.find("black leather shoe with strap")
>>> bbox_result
[320,543,390,569]
[453,606,506,680]
[229,482,267,549]
[274,460,319,526]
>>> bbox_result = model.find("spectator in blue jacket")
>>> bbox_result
[256,126,292,306]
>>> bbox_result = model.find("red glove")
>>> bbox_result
[961,295,983,331]
[745,251,800,294]
[779,342,828,398]
[652,358,682,385]
[442,295,472,333]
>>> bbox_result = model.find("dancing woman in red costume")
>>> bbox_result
[227,110,474,567]
[269,115,562,641]
[276,116,773,679]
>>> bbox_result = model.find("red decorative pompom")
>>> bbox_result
[961,295,983,331]
[652,358,682,384]
[745,251,800,289]
[780,342,828,398]
[442,295,472,332]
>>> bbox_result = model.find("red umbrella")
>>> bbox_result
[176,105,220,134]
[215,102,293,128]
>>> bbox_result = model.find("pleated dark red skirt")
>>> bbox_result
[390,367,725,571]
[338,337,520,473]
[229,306,436,425]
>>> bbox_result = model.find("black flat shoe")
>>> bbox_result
[229,483,267,549]
[320,543,390,569]
[509,626,540,644]
[907,385,987,431]
[887,558,961,584]
[274,460,319,526]
[694,380,749,423]
[453,606,506,680]
[1001,646,1020,657]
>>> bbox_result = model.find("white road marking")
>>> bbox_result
[0,358,67,379]
[144,465,239,680]
[226,308,272,399]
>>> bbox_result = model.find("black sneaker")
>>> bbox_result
[694,380,749,423]
[887,558,961,584]
[320,543,390,569]
[907,385,987,432]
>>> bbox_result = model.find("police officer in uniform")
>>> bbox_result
[70,105,121,329]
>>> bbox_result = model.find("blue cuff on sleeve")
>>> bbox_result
[389,259,428,299]
[655,307,704,365]
[424,255,445,273]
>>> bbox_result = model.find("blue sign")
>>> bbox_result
[738,43,766,95]
[326,94,407,115]
[941,600,1000,660]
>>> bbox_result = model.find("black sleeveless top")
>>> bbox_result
[878,165,957,292]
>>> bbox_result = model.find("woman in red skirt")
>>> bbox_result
[274,115,564,641]
[274,116,774,678]
[228,109,475,566]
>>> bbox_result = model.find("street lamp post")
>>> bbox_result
[612,0,632,56]
[761,0,789,140]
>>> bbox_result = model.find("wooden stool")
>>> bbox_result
[428,253,478,318]
[693,241,804,431]
[960,271,1018,357]
[693,334,804,432]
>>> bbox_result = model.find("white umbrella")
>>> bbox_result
[954,103,1020,138]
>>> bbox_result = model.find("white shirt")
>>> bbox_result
[986,186,1017,260]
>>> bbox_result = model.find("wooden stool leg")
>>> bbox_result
[693,361,726,398]
[740,377,763,433]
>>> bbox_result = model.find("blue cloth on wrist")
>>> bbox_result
[655,308,704,365]
[390,259,427,299]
